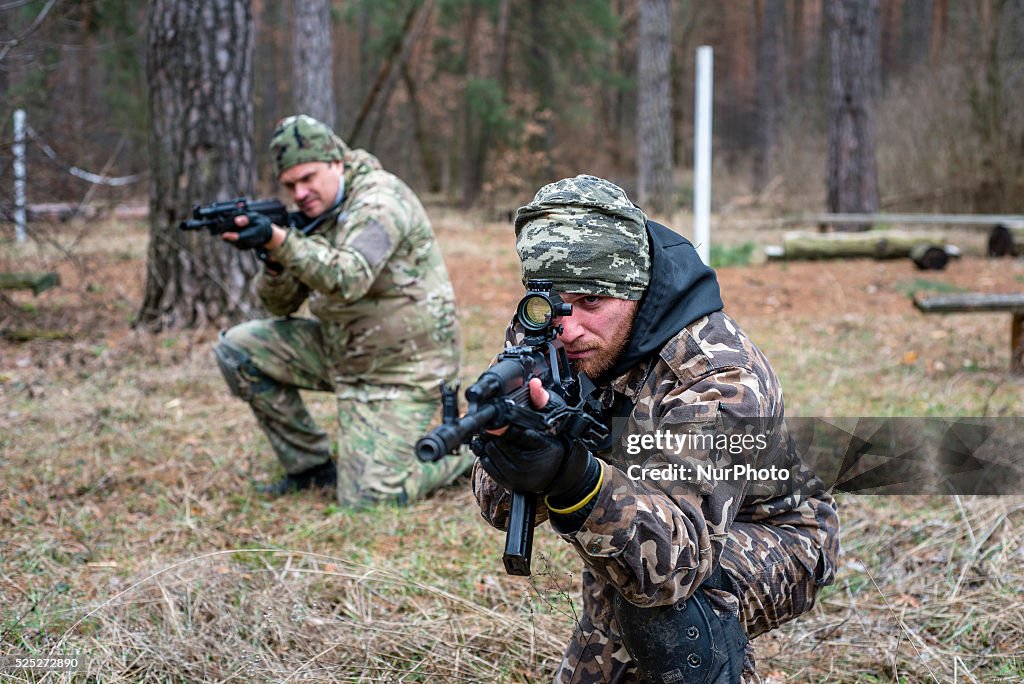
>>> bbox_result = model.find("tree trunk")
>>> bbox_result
[605,0,632,175]
[255,0,288,168]
[401,59,442,193]
[527,0,555,180]
[789,0,825,101]
[0,9,7,142]
[139,0,259,331]
[754,0,786,192]
[880,0,902,80]
[347,1,421,148]
[291,0,335,127]
[636,0,673,214]
[368,0,434,151]
[671,1,702,182]
[826,0,880,231]
[457,3,481,206]
[461,0,511,207]
[903,0,932,67]
[929,0,948,63]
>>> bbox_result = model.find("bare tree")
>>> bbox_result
[636,0,673,214]
[139,0,258,330]
[754,0,786,192]
[292,0,335,126]
[347,1,430,149]
[827,0,880,230]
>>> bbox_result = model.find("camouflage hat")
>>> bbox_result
[269,114,349,176]
[514,175,651,300]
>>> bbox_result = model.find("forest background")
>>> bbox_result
[2,1,1024,682]
[3,0,1023,221]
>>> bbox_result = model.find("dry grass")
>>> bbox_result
[2,214,1023,682]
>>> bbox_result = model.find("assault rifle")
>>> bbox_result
[416,279,607,576]
[178,197,290,234]
[179,197,293,268]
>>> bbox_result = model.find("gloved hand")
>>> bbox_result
[229,212,275,250]
[472,425,595,498]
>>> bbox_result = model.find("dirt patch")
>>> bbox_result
[4,220,1023,386]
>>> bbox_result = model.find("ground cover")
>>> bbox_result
[1,213,1022,682]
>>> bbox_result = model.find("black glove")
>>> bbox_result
[472,425,595,498]
[230,212,275,250]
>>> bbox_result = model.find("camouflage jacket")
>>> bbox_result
[256,149,460,401]
[473,310,840,609]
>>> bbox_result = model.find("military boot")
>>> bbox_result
[256,460,337,497]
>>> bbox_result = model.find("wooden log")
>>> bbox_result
[0,271,61,295]
[2,328,74,342]
[913,293,1024,313]
[781,230,946,261]
[909,243,949,270]
[796,212,1024,228]
[987,223,1024,257]
[26,203,99,221]
[914,293,1024,375]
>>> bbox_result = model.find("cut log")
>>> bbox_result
[913,293,1024,313]
[780,230,946,261]
[2,328,74,342]
[988,223,1024,257]
[909,243,949,270]
[0,271,61,295]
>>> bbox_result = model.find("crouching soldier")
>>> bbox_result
[215,114,471,505]
[472,175,840,682]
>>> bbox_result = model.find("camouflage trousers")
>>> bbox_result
[553,520,831,683]
[217,317,472,507]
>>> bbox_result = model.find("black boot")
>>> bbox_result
[256,460,337,497]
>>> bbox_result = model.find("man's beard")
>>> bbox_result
[572,309,636,380]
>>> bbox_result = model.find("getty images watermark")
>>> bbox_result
[622,429,792,484]
[615,418,1024,495]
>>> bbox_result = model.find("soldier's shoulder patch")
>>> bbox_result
[347,219,394,267]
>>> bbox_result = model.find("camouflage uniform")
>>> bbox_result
[473,176,840,682]
[219,115,471,507]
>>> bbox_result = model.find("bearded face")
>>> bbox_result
[554,294,638,379]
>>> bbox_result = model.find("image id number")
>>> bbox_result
[0,655,83,672]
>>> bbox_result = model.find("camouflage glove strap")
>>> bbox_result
[231,212,275,250]
[472,426,594,497]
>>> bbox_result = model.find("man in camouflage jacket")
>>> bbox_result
[472,176,840,683]
[215,114,470,505]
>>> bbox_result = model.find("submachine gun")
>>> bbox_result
[415,279,607,576]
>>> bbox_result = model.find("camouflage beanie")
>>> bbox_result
[514,175,651,300]
[269,114,348,176]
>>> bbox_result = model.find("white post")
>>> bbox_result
[693,47,713,265]
[13,109,27,243]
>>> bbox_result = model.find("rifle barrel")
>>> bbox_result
[415,403,499,462]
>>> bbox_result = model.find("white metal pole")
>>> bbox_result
[13,109,27,243]
[693,47,713,265]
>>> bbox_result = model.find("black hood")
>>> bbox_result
[594,220,724,385]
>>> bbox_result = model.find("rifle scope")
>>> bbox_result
[516,280,571,333]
